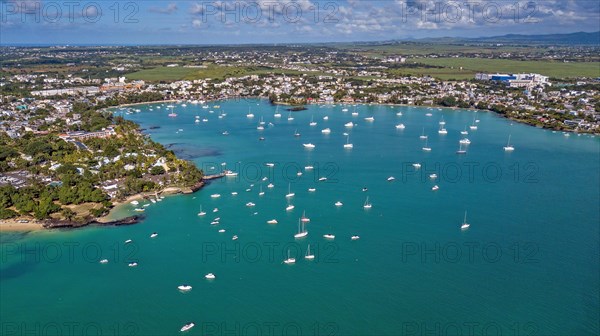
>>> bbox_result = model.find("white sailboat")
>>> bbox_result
[286,183,295,198]
[294,218,308,238]
[309,115,317,126]
[461,211,470,230]
[305,244,315,260]
[469,118,478,130]
[461,126,469,135]
[503,135,515,151]
[343,135,353,149]
[274,106,281,118]
[420,128,428,139]
[363,196,372,209]
[396,123,406,129]
[422,138,432,151]
[283,249,296,264]
[456,142,467,154]
[287,112,294,121]
[321,128,331,134]
[438,124,448,134]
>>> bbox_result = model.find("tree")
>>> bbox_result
[150,165,165,175]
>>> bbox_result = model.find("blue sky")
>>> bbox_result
[1,0,599,45]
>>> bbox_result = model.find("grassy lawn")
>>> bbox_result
[409,57,600,79]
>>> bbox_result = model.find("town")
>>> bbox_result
[0,43,599,222]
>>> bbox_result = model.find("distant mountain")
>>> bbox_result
[472,31,600,45]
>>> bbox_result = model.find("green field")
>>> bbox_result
[406,57,600,79]
[126,65,307,82]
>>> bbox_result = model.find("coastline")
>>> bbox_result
[106,97,597,135]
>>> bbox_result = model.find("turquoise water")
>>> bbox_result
[1,99,599,335]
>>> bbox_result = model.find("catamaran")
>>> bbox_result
[503,135,515,151]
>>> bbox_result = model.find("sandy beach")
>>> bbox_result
[0,219,44,232]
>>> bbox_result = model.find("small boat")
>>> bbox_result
[267,183,275,188]
[456,143,467,154]
[342,108,349,112]
[323,234,335,240]
[364,116,375,122]
[503,135,515,151]
[343,135,353,149]
[210,221,219,225]
[308,188,316,192]
[287,112,294,121]
[461,126,469,135]
[352,111,359,117]
[247,111,254,118]
[283,250,296,264]
[321,128,331,134]
[258,186,265,196]
[232,235,238,241]
[225,171,239,176]
[344,122,354,127]
[412,163,421,169]
[362,187,368,192]
[305,165,314,170]
[438,125,448,134]
[294,219,308,239]
[363,196,372,209]
[218,229,226,233]
[303,143,315,149]
[459,138,471,145]
[396,124,406,129]
[396,112,403,116]
[469,118,478,130]
[210,194,221,198]
[318,177,327,181]
[425,113,433,117]
[309,116,317,126]
[420,128,428,139]
[265,163,275,167]
[178,285,192,292]
[429,174,438,179]
[439,117,446,125]
[205,273,216,279]
[213,208,219,213]
[387,176,395,181]
[351,236,360,240]
[286,183,295,198]
[432,185,440,191]
[305,244,315,260]
[461,211,470,230]
[231,192,238,196]
[130,200,139,205]
[267,219,278,224]
[335,201,343,207]
[286,204,295,211]
[125,239,132,244]
[134,208,145,212]
[150,233,158,238]
[99,259,108,264]
[301,211,310,223]
[422,138,432,151]
[246,202,256,207]
[294,129,301,137]
[323,116,329,120]
[128,262,138,267]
